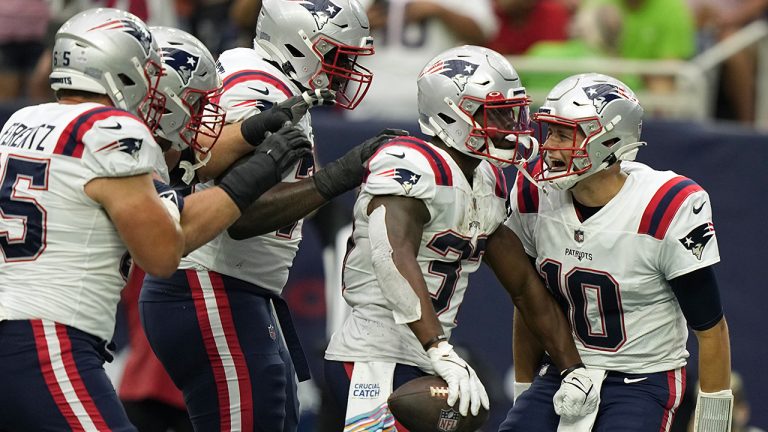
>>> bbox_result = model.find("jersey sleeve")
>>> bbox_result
[504,169,538,257]
[78,113,166,182]
[658,189,720,280]
[215,49,298,123]
[362,141,440,206]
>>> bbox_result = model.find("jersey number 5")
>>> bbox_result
[540,260,627,352]
[0,156,49,262]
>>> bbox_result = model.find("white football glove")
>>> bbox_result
[553,366,599,419]
[427,342,490,416]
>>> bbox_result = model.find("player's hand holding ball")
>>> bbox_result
[426,341,490,417]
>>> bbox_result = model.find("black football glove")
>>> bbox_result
[240,89,335,147]
[313,128,409,200]
[219,126,312,212]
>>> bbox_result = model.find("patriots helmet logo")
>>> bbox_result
[679,222,716,260]
[289,0,342,30]
[96,137,144,160]
[160,48,200,85]
[378,167,422,195]
[420,59,479,92]
[231,99,274,110]
[582,83,637,114]
[89,18,153,55]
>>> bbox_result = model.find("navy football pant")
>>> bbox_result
[323,359,429,432]
[140,269,299,432]
[0,319,135,431]
[498,364,686,432]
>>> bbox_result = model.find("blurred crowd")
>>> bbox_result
[2,0,767,124]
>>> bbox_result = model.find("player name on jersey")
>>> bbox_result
[0,122,56,152]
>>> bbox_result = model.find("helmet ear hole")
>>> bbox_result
[117,73,135,86]
[601,137,620,147]
[438,113,456,125]
[284,44,305,58]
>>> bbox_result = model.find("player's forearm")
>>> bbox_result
[515,284,582,371]
[227,179,326,239]
[695,317,731,392]
[181,187,241,253]
[196,123,255,182]
[513,307,545,382]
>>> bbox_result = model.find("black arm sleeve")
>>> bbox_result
[669,266,724,331]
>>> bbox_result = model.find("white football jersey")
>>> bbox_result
[325,136,508,371]
[505,161,720,373]
[0,102,167,341]
[180,46,315,293]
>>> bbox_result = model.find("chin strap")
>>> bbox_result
[178,149,213,185]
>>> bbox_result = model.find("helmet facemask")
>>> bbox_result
[174,86,225,155]
[306,33,374,109]
[136,57,166,133]
[534,113,603,188]
[462,92,537,168]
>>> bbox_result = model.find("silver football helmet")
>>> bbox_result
[255,0,374,109]
[50,8,165,130]
[533,73,645,190]
[417,45,537,168]
[151,26,225,155]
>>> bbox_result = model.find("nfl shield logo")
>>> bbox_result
[268,324,276,340]
[574,229,585,243]
[437,409,460,432]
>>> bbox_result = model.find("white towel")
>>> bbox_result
[557,368,608,432]
[344,361,398,432]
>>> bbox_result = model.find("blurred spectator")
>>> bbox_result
[0,0,50,101]
[27,0,179,102]
[689,0,768,124]
[595,0,696,93]
[347,0,498,121]
[518,2,643,92]
[487,0,571,55]
[229,0,263,47]
[119,266,192,432]
[184,0,240,57]
[688,371,766,432]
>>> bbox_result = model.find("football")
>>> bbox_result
[387,376,489,432]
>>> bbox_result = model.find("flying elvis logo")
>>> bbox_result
[287,0,342,30]
[160,48,200,85]
[420,59,479,91]
[582,83,637,114]
[88,18,152,55]
[378,167,421,195]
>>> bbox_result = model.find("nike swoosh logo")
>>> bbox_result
[248,86,270,95]
[693,201,706,214]
[623,377,648,384]
[386,152,405,159]
[99,122,122,130]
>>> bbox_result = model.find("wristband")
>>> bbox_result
[422,334,448,351]
[560,362,585,379]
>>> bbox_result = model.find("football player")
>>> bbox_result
[323,45,599,430]
[0,9,310,431]
[139,1,398,431]
[500,73,732,432]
